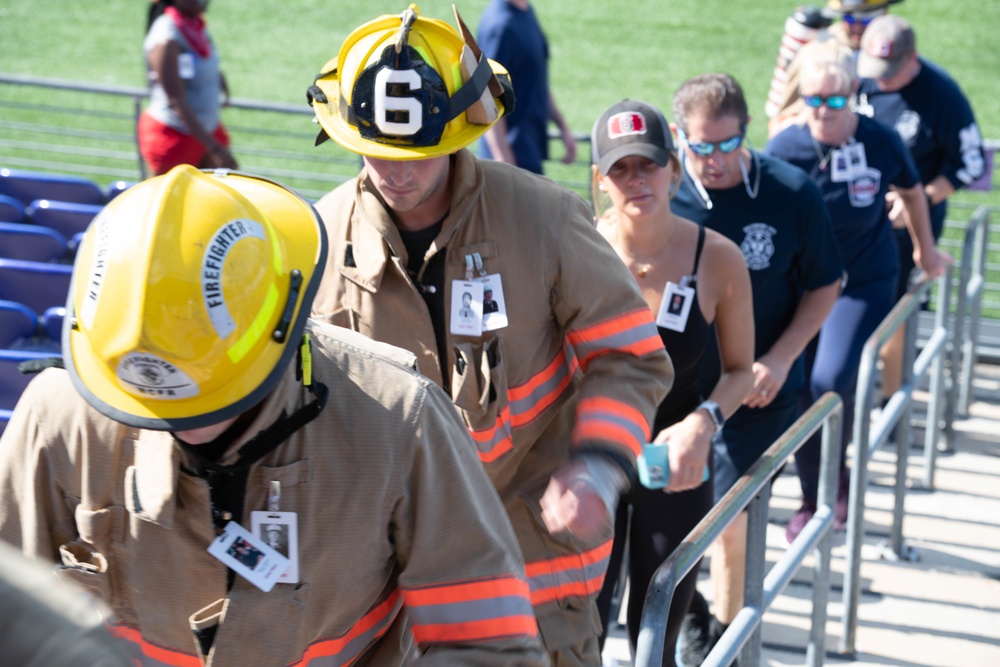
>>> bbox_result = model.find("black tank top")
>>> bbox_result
[653,225,711,434]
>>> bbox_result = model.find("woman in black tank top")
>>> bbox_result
[590,100,755,665]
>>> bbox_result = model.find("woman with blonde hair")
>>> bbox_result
[766,38,949,542]
[590,99,754,666]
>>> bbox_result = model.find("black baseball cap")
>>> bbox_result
[591,100,674,176]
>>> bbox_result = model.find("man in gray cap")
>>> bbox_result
[855,15,985,408]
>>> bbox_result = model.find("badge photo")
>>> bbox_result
[250,511,299,584]
[478,274,508,331]
[207,521,289,592]
[450,280,484,336]
[656,282,695,332]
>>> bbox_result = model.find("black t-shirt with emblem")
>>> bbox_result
[672,151,843,402]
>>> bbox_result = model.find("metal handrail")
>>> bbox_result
[955,207,991,416]
[635,393,843,667]
[840,267,953,655]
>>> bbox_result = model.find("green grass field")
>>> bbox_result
[2,1,997,316]
[1,0,996,148]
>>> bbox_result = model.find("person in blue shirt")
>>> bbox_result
[476,0,576,174]
[766,38,949,543]
[854,15,985,405]
[670,73,843,665]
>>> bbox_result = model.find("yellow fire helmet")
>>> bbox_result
[825,0,902,14]
[307,3,515,160]
[64,165,328,431]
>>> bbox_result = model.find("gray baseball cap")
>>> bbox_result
[857,15,916,80]
[591,100,674,176]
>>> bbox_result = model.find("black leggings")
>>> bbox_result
[596,477,715,666]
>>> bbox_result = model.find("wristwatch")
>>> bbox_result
[698,400,725,432]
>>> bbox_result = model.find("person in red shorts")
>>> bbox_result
[138,0,238,175]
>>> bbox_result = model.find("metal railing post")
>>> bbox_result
[890,305,919,557]
[943,220,975,451]
[806,406,841,667]
[738,484,769,667]
[634,394,842,667]
[840,335,877,655]
[959,208,990,414]
[841,271,950,653]
[922,265,954,489]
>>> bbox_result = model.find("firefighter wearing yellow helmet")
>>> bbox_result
[309,6,673,665]
[0,165,548,665]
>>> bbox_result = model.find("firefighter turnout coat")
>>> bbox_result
[311,150,673,649]
[0,322,547,667]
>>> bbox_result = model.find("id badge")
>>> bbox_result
[450,280,484,336]
[845,142,867,174]
[177,53,196,80]
[830,148,850,182]
[655,282,695,332]
[477,273,508,332]
[250,511,299,584]
[207,521,289,592]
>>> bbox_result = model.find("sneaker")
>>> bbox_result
[835,469,850,530]
[677,590,712,666]
[785,500,817,544]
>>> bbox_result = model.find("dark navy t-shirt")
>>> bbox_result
[672,152,843,402]
[856,58,986,236]
[476,0,550,174]
[765,116,919,286]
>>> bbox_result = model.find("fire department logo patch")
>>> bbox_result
[607,112,647,139]
[117,352,199,399]
[740,223,777,271]
[849,168,882,208]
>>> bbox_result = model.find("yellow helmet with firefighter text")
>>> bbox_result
[308,4,514,160]
[65,165,327,431]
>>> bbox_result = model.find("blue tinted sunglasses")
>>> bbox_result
[842,11,883,26]
[803,95,849,110]
[677,127,744,157]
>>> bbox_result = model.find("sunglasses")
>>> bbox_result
[803,95,849,110]
[677,127,744,157]
[842,10,884,26]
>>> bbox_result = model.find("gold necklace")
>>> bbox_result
[812,136,835,171]
[620,218,679,279]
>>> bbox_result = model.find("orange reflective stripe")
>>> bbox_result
[412,616,539,644]
[567,309,664,369]
[107,625,202,667]
[506,345,579,431]
[404,575,530,606]
[290,590,401,666]
[525,540,613,607]
[468,405,514,463]
[575,396,651,456]
[404,576,538,645]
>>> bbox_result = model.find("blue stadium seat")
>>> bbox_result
[0,259,73,315]
[69,231,87,254]
[0,300,39,348]
[26,199,103,239]
[0,194,25,223]
[41,306,65,347]
[107,180,138,201]
[0,168,105,207]
[0,222,69,263]
[0,349,58,438]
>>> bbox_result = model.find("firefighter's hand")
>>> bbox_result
[540,455,626,542]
